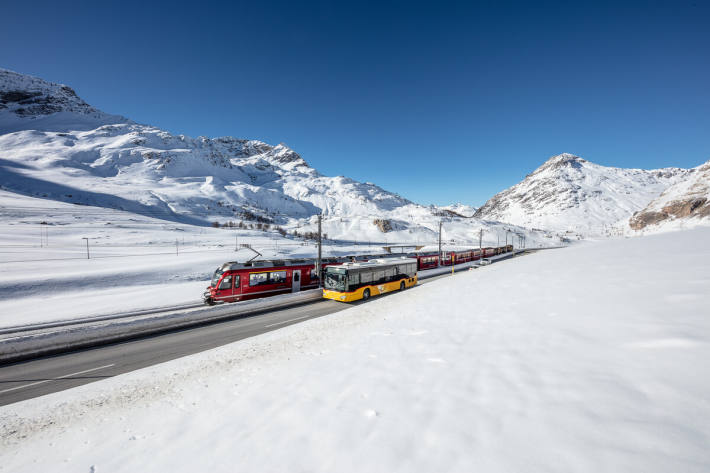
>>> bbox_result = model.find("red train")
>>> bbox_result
[204,245,514,305]
[203,257,346,305]
[410,244,513,268]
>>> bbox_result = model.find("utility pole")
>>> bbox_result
[82,237,90,259]
[438,220,443,267]
[479,228,483,263]
[235,233,238,251]
[317,214,322,287]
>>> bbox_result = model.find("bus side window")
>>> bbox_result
[384,268,395,282]
[348,272,359,287]
[361,271,372,284]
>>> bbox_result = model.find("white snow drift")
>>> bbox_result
[1,228,708,472]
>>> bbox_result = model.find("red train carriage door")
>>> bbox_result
[292,270,301,292]
[216,274,236,302]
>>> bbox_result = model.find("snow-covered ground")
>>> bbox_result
[0,190,549,327]
[2,228,708,472]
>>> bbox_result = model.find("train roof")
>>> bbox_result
[219,257,344,271]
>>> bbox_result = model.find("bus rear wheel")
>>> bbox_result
[362,289,370,301]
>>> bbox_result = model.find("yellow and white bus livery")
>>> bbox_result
[322,258,418,302]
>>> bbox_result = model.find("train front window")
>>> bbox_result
[211,269,224,287]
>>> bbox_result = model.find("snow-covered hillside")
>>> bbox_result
[474,153,691,236]
[629,160,710,232]
[0,68,550,247]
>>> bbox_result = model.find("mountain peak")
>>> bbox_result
[475,153,692,235]
[538,153,586,171]
[0,69,129,133]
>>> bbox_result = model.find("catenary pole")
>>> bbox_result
[82,237,90,259]
[438,220,442,267]
[317,214,322,287]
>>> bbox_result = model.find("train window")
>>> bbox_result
[234,275,240,288]
[249,272,269,286]
[211,269,224,287]
[218,275,232,290]
[310,269,319,280]
[269,271,287,283]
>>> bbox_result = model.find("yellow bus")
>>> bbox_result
[322,258,418,302]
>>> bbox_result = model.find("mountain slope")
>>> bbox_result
[474,153,690,235]
[629,161,710,231]
[0,68,553,247]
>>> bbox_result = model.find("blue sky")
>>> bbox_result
[2,1,709,205]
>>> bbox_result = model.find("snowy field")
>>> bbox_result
[0,190,543,327]
[1,227,708,472]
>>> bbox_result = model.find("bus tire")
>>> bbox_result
[362,289,370,301]
[400,281,405,291]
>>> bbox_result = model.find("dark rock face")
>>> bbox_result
[0,69,100,118]
[373,219,393,232]
[630,197,710,230]
[1,90,43,103]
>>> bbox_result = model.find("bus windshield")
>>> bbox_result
[325,272,346,291]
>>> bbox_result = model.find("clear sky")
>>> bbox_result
[2,0,709,206]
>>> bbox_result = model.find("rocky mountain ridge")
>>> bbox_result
[630,161,710,231]
[474,153,696,235]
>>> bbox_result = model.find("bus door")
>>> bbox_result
[292,270,301,292]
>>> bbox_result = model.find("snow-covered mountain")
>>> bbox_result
[436,203,477,217]
[629,160,710,232]
[0,68,552,247]
[474,153,692,235]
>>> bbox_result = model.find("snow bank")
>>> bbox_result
[1,228,709,472]
[0,289,323,363]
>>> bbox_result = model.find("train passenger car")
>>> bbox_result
[410,252,439,270]
[323,258,418,302]
[204,259,338,305]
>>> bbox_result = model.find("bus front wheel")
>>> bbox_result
[400,281,405,291]
[362,289,370,301]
